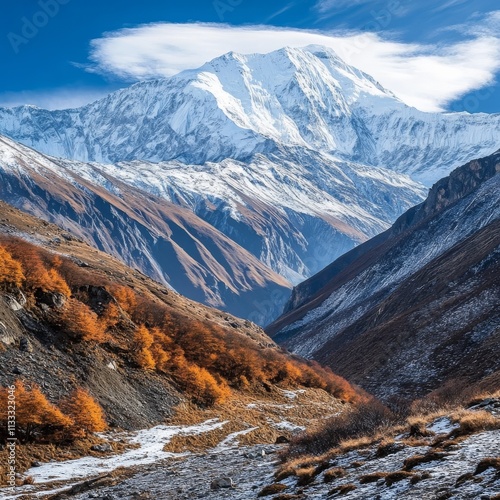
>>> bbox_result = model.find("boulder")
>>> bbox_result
[210,477,234,489]
[19,337,33,353]
[91,443,113,453]
[35,289,67,309]
[275,436,290,444]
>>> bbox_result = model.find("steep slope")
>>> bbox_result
[58,146,425,283]
[0,135,291,325]
[0,200,358,428]
[0,46,499,184]
[0,130,424,310]
[269,152,500,399]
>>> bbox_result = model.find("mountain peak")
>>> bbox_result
[0,46,499,183]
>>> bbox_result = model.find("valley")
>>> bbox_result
[0,41,499,500]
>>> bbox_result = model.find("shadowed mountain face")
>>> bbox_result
[269,152,500,399]
[0,136,291,325]
[0,131,425,324]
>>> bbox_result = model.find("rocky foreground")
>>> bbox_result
[4,399,499,500]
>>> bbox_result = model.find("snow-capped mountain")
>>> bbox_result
[268,152,500,398]
[0,46,499,185]
[59,147,424,283]
[0,134,291,325]
[0,132,423,323]
[0,46,498,324]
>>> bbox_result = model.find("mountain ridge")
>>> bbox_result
[1,46,499,185]
[269,151,500,399]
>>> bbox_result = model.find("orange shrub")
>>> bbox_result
[0,381,72,442]
[172,356,231,406]
[101,302,122,329]
[61,299,107,342]
[0,245,24,288]
[3,240,70,296]
[133,325,156,370]
[149,327,172,371]
[60,388,107,437]
[111,285,137,314]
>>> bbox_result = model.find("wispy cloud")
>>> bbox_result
[263,2,298,23]
[431,0,468,13]
[0,87,113,110]
[315,0,372,14]
[84,22,500,113]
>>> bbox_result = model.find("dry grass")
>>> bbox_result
[452,410,500,437]
[286,401,395,458]
[384,470,414,486]
[323,467,346,483]
[401,437,432,447]
[258,483,288,497]
[466,390,500,407]
[164,388,344,453]
[328,484,357,495]
[474,457,500,475]
[349,461,365,468]
[407,416,437,438]
[295,466,316,486]
[375,438,405,457]
[0,435,134,485]
[403,451,450,471]
[359,472,388,483]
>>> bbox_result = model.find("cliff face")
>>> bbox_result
[268,151,500,399]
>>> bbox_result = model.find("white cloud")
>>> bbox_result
[0,87,113,110]
[84,23,500,112]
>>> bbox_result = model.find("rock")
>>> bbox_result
[5,295,23,311]
[210,477,234,489]
[376,441,405,457]
[73,258,90,267]
[31,461,43,467]
[275,435,290,444]
[19,337,33,353]
[12,366,23,375]
[35,289,67,309]
[91,443,113,453]
[78,285,114,314]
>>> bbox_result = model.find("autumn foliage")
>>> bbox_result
[0,235,360,408]
[61,299,107,343]
[60,388,107,437]
[2,240,71,297]
[133,325,156,370]
[0,245,24,288]
[0,381,72,441]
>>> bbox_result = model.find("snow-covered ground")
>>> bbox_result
[3,411,499,499]
[2,419,228,498]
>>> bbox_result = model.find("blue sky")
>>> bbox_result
[1,0,499,112]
